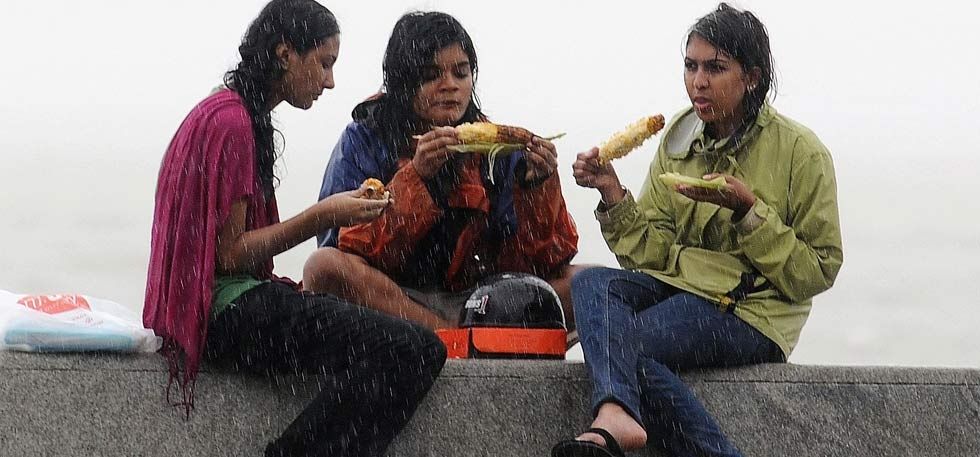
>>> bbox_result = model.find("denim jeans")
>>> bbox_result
[206,282,447,457]
[573,267,783,457]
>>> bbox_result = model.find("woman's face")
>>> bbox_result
[684,34,757,137]
[281,34,340,110]
[412,43,474,127]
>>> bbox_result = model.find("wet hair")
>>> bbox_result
[688,3,776,136]
[224,0,339,195]
[370,11,483,156]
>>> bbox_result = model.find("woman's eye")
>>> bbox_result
[684,62,697,72]
[421,68,440,82]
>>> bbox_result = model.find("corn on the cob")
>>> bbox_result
[658,172,727,190]
[456,122,536,145]
[597,114,666,164]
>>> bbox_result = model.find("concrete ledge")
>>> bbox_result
[1,352,978,456]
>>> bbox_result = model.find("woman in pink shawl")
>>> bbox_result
[143,1,446,456]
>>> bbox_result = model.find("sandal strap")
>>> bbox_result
[585,427,625,457]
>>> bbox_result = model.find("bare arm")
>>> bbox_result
[216,187,390,275]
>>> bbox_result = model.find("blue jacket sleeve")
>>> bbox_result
[316,122,390,247]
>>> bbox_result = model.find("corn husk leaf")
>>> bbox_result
[447,142,525,155]
[448,133,566,155]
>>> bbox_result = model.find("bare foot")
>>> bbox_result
[575,403,647,451]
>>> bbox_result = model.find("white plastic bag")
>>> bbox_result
[0,290,161,353]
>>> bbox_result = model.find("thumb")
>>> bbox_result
[351,185,368,198]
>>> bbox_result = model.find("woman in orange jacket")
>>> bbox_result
[305,11,580,332]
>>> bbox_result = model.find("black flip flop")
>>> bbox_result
[551,427,626,457]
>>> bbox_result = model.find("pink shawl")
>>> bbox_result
[143,89,277,413]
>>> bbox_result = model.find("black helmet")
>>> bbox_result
[458,273,565,330]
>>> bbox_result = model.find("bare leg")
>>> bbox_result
[303,247,450,330]
[576,402,647,452]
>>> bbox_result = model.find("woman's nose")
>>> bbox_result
[693,70,709,89]
[323,70,335,90]
[438,74,459,91]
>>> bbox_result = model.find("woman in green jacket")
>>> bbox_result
[552,4,842,457]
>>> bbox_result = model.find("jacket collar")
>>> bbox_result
[665,104,774,160]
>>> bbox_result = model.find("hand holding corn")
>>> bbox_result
[412,126,460,180]
[672,173,757,220]
[572,114,665,206]
[454,122,559,182]
[572,147,625,205]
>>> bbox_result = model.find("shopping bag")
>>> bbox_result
[0,289,161,353]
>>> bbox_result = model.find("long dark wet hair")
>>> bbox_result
[364,11,484,157]
[224,0,339,195]
[688,3,776,141]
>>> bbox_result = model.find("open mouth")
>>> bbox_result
[435,101,462,109]
[693,97,712,111]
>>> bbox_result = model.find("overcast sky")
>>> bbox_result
[1,1,978,366]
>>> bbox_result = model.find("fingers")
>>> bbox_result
[415,127,459,179]
[524,148,553,178]
[577,147,600,162]
[418,127,458,152]
[574,147,602,170]
[352,198,389,223]
[418,135,458,155]
[351,184,369,198]
[528,137,558,170]
[418,126,456,141]
[702,173,740,189]
[571,147,610,186]
[676,185,733,207]
[569,147,595,188]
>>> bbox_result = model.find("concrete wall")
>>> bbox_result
[1,352,978,456]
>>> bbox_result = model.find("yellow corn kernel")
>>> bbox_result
[456,122,499,144]
[456,122,536,144]
[658,172,727,190]
[598,114,666,164]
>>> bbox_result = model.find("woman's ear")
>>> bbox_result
[746,67,762,91]
[275,42,292,71]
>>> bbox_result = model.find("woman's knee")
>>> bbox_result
[378,318,447,365]
[303,247,349,289]
[571,267,634,312]
[418,327,448,377]
[570,266,624,292]
[383,323,447,384]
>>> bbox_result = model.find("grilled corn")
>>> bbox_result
[598,114,665,164]
[456,122,536,145]
[658,172,727,190]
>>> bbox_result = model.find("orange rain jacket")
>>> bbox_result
[318,119,578,292]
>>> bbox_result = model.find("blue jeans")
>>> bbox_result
[574,267,783,457]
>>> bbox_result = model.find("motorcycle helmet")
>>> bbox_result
[437,272,567,359]
[459,272,565,329]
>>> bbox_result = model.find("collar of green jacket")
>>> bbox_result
[664,104,775,160]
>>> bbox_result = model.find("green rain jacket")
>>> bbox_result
[597,104,843,357]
